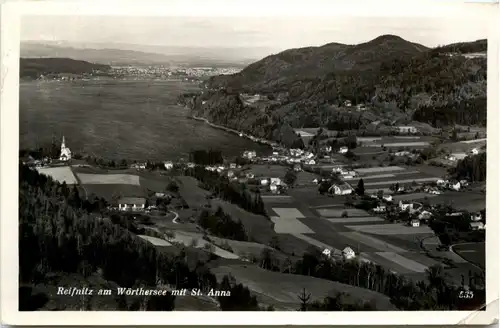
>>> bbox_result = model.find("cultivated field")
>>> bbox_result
[211,199,276,245]
[272,207,306,218]
[270,216,314,234]
[137,235,173,247]
[344,223,434,235]
[453,242,485,269]
[392,193,438,202]
[176,176,210,208]
[211,264,396,310]
[355,166,406,174]
[339,231,407,253]
[208,236,273,259]
[77,173,140,185]
[424,191,486,212]
[170,231,240,259]
[326,217,385,223]
[374,252,428,273]
[316,208,371,218]
[261,195,294,204]
[82,184,145,200]
[37,166,78,184]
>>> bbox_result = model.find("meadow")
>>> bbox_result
[36,166,78,184]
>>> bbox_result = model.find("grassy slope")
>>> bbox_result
[211,263,396,310]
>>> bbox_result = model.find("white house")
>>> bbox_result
[418,210,433,220]
[373,205,386,213]
[344,100,352,107]
[329,183,353,195]
[118,197,146,212]
[306,159,316,165]
[338,147,349,154]
[322,248,331,257]
[382,195,393,202]
[470,213,482,222]
[261,179,269,186]
[229,163,237,169]
[470,222,485,230]
[187,162,195,168]
[246,173,255,179]
[269,184,278,193]
[270,177,282,185]
[410,219,421,227]
[450,181,461,191]
[342,247,356,260]
[164,161,174,170]
[312,178,319,184]
[243,150,257,159]
[470,148,479,155]
[436,179,447,186]
[399,201,412,211]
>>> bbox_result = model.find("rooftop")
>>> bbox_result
[118,197,146,205]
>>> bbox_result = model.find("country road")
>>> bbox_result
[170,210,180,224]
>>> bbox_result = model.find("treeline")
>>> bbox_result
[18,163,260,311]
[198,207,248,241]
[185,166,266,216]
[189,150,224,166]
[449,152,486,182]
[412,97,487,127]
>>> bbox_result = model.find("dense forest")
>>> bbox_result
[181,36,487,147]
[20,58,110,79]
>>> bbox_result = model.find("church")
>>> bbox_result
[59,136,72,161]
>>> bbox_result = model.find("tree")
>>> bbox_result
[297,288,311,311]
[356,179,365,196]
[284,170,298,186]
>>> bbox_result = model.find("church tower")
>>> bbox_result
[59,135,72,161]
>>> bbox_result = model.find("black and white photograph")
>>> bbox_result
[1,0,498,325]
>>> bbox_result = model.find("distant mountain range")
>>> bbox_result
[181,35,487,148]
[21,41,273,67]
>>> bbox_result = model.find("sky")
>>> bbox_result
[21,15,490,54]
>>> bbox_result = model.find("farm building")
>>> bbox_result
[470,213,482,222]
[395,126,418,134]
[410,219,421,227]
[338,146,348,154]
[164,161,173,170]
[329,183,353,195]
[418,210,433,220]
[118,197,147,212]
[342,247,356,260]
[470,222,485,231]
[243,150,257,159]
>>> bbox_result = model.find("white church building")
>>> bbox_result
[59,136,72,161]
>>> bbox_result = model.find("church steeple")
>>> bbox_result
[61,135,66,149]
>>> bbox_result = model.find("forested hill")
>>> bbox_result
[20,58,111,79]
[182,36,486,148]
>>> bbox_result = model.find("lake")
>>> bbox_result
[20,79,271,161]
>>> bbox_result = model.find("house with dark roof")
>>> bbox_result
[118,197,147,212]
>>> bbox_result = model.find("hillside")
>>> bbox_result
[182,36,486,147]
[21,42,262,67]
[20,58,110,79]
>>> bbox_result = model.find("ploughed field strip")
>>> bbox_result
[265,191,437,275]
[137,235,173,247]
[348,170,422,182]
[316,208,371,218]
[362,177,440,187]
[345,223,434,235]
[326,217,385,223]
[169,231,239,260]
[261,195,294,204]
[76,173,141,185]
[392,193,438,201]
[354,166,406,174]
[37,166,78,185]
